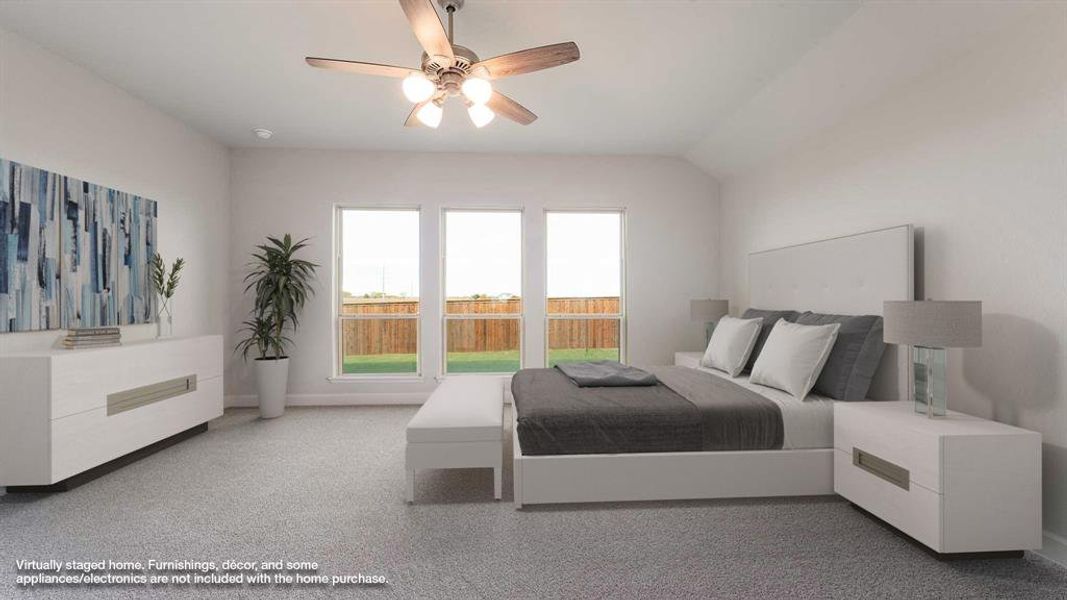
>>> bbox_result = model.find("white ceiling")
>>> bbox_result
[0,0,861,156]
[0,1,1049,173]
[685,1,1057,178]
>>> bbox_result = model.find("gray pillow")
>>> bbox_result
[794,312,886,401]
[741,308,799,373]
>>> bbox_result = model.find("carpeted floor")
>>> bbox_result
[2,406,1065,599]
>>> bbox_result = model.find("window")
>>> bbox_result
[443,209,523,374]
[337,208,420,376]
[546,211,624,366]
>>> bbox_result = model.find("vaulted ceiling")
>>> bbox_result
[0,1,1050,177]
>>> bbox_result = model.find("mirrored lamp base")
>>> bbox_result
[913,346,947,418]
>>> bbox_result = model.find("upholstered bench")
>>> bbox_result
[405,377,505,503]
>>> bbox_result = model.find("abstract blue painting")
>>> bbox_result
[0,161,61,331]
[116,192,157,325]
[1,159,157,333]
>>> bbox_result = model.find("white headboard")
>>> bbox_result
[748,225,914,400]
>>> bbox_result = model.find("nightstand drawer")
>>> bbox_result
[674,352,703,369]
[833,401,1042,555]
[834,449,941,550]
[834,402,942,492]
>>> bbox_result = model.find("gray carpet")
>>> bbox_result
[1,406,1065,599]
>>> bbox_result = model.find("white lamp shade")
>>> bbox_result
[402,73,435,103]
[883,300,982,348]
[415,102,443,128]
[468,103,495,128]
[461,77,492,105]
[690,299,729,322]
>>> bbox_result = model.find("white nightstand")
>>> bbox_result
[674,352,703,369]
[834,401,1042,558]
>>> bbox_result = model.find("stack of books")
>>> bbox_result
[63,327,121,349]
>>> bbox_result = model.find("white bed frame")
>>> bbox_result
[512,225,914,508]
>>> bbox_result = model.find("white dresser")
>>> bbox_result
[834,401,1042,557]
[0,335,223,490]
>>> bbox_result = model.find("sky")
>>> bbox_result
[342,210,420,298]
[341,209,621,299]
[546,212,621,297]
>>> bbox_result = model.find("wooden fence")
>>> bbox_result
[341,297,620,355]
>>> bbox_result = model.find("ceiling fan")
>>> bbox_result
[306,0,580,129]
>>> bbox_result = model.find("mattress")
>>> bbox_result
[689,365,835,450]
[512,365,834,456]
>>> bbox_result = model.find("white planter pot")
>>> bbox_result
[254,357,290,419]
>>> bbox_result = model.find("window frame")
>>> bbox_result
[440,207,526,376]
[543,208,627,367]
[332,205,422,381]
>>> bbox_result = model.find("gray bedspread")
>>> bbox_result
[512,366,784,456]
[555,360,658,387]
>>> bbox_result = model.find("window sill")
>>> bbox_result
[435,373,515,382]
[327,375,425,384]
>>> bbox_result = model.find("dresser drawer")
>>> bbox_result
[49,336,223,419]
[834,448,942,550]
[834,402,942,492]
[50,376,223,483]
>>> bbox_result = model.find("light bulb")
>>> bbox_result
[467,103,495,128]
[415,102,443,128]
[402,72,435,103]
[461,77,492,105]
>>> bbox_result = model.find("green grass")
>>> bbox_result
[446,350,521,373]
[547,347,619,367]
[340,349,521,374]
[343,347,620,374]
[342,353,418,374]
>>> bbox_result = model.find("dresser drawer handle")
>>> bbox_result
[852,447,910,491]
[107,375,197,416]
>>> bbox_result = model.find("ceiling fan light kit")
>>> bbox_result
[402,72,436,103]
[306,0,580,129]
[467,102,495,128]
[415,101,444,128]
[461,76,492,105]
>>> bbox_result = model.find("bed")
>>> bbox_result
[512,366,833,456]
[511,225,914,507]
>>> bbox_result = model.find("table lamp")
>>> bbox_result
[690,299,730,347]
[883,300,982,417]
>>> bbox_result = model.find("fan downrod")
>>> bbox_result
[437,0,464,43]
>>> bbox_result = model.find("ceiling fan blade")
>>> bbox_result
[486,91,537,125]
[472,42,579,80]
[305,57,416,78]
[404,102,428,127]
[398,0,454,61]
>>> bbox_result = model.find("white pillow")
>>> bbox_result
[701,316,763,377]
[750,320,841,399]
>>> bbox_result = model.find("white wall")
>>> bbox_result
[0,28,230,353]
[227,149,719,403]
[716,16,1067,538]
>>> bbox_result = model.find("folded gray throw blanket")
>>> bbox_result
[554,360,659,387]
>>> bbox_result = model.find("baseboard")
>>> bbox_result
[225,392,430,408]
[225,381,515,408]
[1036,530,1067,568]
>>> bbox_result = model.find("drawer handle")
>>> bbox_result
[107,375,197,416]
[852,447,909,491]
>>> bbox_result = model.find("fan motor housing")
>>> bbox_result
[421,44,479,77]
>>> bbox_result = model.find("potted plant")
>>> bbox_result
[151,254,184,338]
[236,234,318,419]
